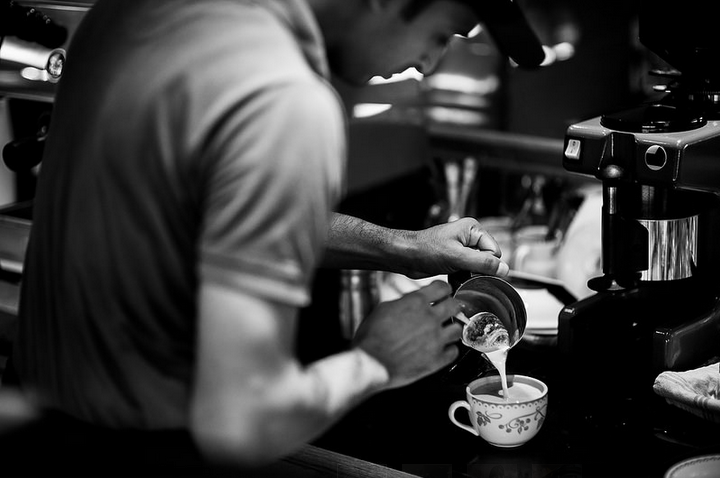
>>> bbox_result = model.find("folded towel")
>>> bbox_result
[653,362,720,424]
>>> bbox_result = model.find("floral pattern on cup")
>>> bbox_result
[474,405,546,435]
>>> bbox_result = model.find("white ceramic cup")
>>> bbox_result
[448,374,548,448]
[511,225,558,279]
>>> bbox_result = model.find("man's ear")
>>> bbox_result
[367,0,411,14]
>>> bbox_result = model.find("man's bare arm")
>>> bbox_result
[322,213,509,278]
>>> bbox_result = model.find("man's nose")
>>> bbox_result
[418,45,449,76]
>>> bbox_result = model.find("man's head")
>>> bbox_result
[311,0,544,85]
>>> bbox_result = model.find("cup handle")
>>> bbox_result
[448,400,479,436]
[512,243,531,272]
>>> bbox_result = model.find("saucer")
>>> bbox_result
[516,286,562,335]
[508,271,574,337]
[664,454,720,478]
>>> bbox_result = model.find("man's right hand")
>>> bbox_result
[351,280,463,389]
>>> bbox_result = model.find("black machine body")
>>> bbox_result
[557,0,720,435]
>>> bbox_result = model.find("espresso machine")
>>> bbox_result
[557,0,720,432]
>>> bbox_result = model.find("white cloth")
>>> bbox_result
[653,362,720,423]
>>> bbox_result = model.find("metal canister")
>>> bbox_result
[638,215,698,281]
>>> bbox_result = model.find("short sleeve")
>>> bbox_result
[198,80,345,307]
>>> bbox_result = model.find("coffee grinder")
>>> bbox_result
[557,0,720,432]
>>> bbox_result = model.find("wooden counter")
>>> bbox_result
[272,445,422,478]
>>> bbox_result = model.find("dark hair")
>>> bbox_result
[401,0,473,20]
[400,0,433,19]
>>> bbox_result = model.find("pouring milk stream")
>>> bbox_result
[456,311,512,399]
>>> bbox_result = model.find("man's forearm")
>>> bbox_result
[262,348,389,463]
[193,347,389,468]
[303,347,389,419]
[322,213,414,273]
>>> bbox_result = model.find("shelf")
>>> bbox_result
[428,123,574,178]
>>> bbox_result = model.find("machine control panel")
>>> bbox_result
[563,116,720,192]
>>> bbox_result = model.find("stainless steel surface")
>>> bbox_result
[640,215,698,281]
[0,1,93,102]
[0,202,29,353]
[0,279,19,317]
[0,201,32,275]
[339,270,379,340]
[453,275,527,348]
[444,160,460,222]
[0,37,65,79]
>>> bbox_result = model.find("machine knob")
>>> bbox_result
[3,134,45,171]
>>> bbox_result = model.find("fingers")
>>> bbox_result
[415,282,468,327]
[431,296,462,323]
[484,255,510,277]
[476,231,502,258]
[416,283,464,344]
[441,343,460,366]
[463,218,501,257]
[462,248,510,278]
[440,320,463,344]
[414,280,453,304]
[457,219,510,277]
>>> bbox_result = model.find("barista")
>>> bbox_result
[6,0,544,475]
